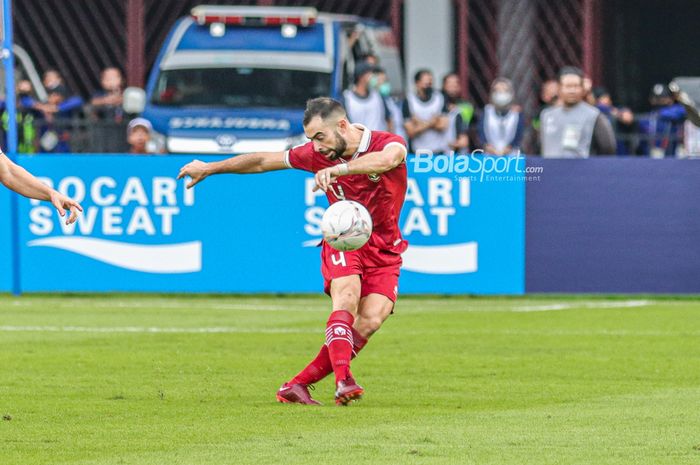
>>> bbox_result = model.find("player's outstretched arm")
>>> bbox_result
[313,144,407,192]
[177,151,288,189]
[0,152,83,224]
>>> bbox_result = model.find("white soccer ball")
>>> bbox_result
[321,200,373,252]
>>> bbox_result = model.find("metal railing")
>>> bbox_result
[1,115,693,157]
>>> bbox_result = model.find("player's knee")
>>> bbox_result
[333,289,360,313]
[357,315,384,337]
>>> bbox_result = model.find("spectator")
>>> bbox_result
[533,79,559,130]
[1,80,38,153]
[371,68,407,140]
[37,85,77,153]
[530,79,560,153]
[32,69,83,118]
[592,87,636,155]
[478,77,524,155]
[441,72,472,153]
[342,62,392,132]
[541,79,560,108]
[540,66,616,158]
[637,83,687,157]
[403,69,450,153]
[127,118,153,154]
[89,67,124,122]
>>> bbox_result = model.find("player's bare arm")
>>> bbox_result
[313,144,407,192]
[177,152,288,189]
[0,152,83,224]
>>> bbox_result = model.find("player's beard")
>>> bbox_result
[326,131,348,160]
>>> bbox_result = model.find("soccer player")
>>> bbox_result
[0,150,82,224]
[177,97,408,406]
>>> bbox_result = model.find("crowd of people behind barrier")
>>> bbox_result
[1,64,699,157]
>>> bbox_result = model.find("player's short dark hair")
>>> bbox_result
[414,68,432,83]
[303,97,346,126]
[558,66,584,83]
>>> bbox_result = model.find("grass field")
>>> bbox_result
[1,294,699,465]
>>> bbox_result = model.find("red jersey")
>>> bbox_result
[285,125,409,265]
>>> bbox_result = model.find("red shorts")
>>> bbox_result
[321,243,401,302]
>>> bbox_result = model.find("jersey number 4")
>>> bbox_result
[331,252,347,267]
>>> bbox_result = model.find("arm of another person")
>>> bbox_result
[431,100,450,132]
[313,143,407,192]
[0,152,82,223]
[177,152,289,189]
[402,99,434,138]
[57,96,84,114]
[591,114,617,155]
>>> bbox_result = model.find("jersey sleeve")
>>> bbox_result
[283,141,315,172]
[378,133,409,159]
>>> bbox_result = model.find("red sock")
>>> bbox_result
[290,327,369,386]
[351,327,368,356]
[290,345,331,386]
[325,310,355,384]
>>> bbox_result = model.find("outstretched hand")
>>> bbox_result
[50,191,83,225]
[313,166,340,192]
[177,159,209,189]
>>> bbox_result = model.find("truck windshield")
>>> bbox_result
[152,67,331,108]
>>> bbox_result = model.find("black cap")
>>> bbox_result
[354,62,380,83]
[592,87,609,99]
[651,83,672,99]
[47,85,68,98]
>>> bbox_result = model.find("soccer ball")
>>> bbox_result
[321,200,373,251]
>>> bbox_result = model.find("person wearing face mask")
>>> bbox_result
[90,67,125,122]
[30,69,83,120]
[477,77,523,156]
[540,66,616,158]
[372,69,407,141]
[341,62,393,132]
[441,72,471,154]
[402,69,450,153]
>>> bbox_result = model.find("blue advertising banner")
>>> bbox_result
[0,186,11,291]
[14,154,525,294]
[526,158,700,293]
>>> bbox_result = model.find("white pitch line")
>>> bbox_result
[511,300,653,312]
[0,325,316,334]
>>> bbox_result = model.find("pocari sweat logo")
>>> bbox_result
[301,177,477,275]
[27,176,201,274]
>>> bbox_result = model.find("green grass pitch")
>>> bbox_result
[1,294,699,465]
